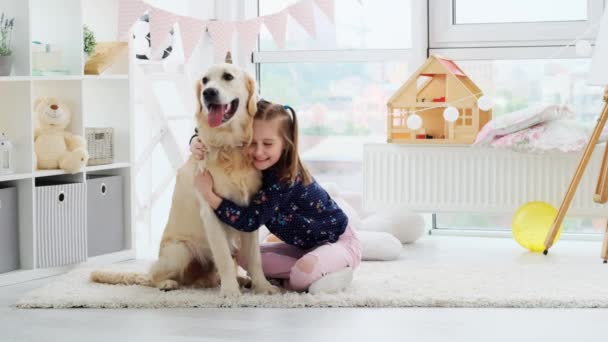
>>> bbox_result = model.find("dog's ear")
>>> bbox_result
[245,72,258,116]
[195,80,202,114]
[194,80,204,126]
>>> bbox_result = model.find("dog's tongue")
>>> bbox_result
[208,104,228,128]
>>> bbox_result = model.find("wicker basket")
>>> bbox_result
[86,127,114,166]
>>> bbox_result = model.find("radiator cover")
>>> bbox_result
[363,144,608,216]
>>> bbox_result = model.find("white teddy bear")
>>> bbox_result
[34,97,89,174]
[262,183,427,261]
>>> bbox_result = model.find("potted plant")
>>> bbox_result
[0,13,15,76]
[83,25,96,61]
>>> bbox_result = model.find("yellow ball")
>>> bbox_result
[512,201,562,252]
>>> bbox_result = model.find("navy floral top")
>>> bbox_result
[214,169,348,249]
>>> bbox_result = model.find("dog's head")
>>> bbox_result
[196,64,257,134]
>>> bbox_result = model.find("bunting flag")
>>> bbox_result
[236,18,263,59]
[315,0,335,24]
[289,0,316,38]
[149,7,178,53]
[117,0,335,60]
[207,21,235,63]
[263,10,289,49]
[178,16,206,61]
[117,0,148,40]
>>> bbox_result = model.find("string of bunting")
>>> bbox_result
[118,0,336,62]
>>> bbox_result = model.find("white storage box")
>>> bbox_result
[0,186,19,273]
[86,175,124,257]
[35,181,86,268]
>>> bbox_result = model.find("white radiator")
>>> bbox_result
[363,143,608,216]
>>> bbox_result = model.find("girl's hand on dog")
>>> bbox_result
[190,137,206,160]
[194,170,222,209]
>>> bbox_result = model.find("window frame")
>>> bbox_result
[429,0,605,49]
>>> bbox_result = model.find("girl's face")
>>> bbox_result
[248,119,285,170]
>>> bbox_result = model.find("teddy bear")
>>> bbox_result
[262,182,427,261]
[34,97,89,174]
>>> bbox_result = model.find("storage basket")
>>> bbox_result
[0,186,19,273]
[86,127,114,166]
[86,175,124,257]
[35,181,86,268]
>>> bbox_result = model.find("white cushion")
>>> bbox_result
[360,209,426,244]
[358,231,402,261]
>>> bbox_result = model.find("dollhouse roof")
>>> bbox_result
[388,55,482,105]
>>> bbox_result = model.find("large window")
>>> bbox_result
[255,0,425,192]
[429,1,606,235]
[253,0,606,235]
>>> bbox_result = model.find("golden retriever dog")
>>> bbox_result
[91,64,279,297]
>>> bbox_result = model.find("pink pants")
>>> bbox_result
[239,225,362,292]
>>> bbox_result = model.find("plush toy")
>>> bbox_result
[34,97,89,173]
[262,183,427,261]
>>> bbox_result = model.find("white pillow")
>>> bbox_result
[358,231,402,261]
[360,209,426,244]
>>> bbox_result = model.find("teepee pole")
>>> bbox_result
[544,87,608,254]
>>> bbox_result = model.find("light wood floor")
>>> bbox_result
[1,236,607,342]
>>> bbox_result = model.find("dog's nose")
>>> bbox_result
[203,88,219,100]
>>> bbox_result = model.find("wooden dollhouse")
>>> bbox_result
[387,55,491,144]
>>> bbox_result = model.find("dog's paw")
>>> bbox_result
[220,281,241,298]
[157,279,180,291]
[252,280,280,295]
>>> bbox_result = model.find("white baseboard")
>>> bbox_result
[0,249,135,287]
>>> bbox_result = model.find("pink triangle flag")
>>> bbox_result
[178,16,205,61]
[314,0,335,24]
[289,0,316,38]
[207,21,235,63]
[236,18,262,59]
[263,10,288,49]
[150,7,178,53]
[117,0,148,40]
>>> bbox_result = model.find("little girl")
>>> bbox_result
[191,100,361,293]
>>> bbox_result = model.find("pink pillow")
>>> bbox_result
[474,104,574,146]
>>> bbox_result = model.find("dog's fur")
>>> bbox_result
[91,64,278,297]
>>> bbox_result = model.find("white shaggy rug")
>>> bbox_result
[16,238,608,309]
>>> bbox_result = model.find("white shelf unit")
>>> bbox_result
[0,0,135,286]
